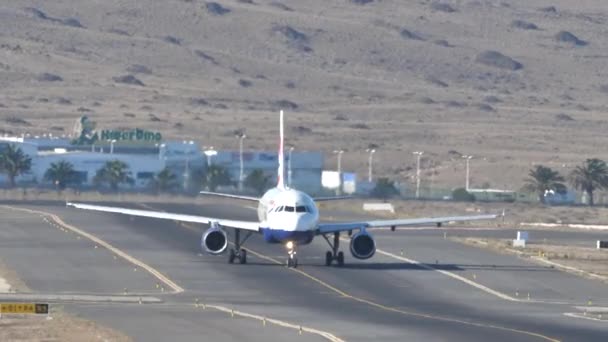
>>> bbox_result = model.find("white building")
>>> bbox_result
[210,151,324,194]
[0,136,325,193]
[0,136,201,190]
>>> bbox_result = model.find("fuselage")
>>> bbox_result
[256,187,319,244]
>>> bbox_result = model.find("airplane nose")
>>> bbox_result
[295,215,313,230]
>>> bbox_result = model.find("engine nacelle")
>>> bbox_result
[349,231,376,260]
[201,226,228,254]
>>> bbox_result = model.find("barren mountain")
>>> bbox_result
[1,0,607,192]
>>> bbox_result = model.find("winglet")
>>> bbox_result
[277,110,286,190]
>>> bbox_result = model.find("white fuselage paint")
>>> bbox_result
[256,187,319,243]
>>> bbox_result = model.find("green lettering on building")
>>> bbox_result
[72,116,163,145]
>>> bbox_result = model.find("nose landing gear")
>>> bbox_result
[286,241,298,268]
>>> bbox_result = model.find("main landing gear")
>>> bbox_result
[286,241,298,268]
[228,229,253,265]
[322,232,344,267]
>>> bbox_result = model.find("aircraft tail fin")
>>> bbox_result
[277,110,286,190]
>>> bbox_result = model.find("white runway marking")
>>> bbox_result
[375,246,521,301]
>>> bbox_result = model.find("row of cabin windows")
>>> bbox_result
[273,205,311,213]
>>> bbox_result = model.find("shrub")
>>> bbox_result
[452,188,475,202]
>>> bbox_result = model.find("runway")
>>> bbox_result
[1,200,607,341]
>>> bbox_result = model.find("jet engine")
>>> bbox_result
[349,231,376,260]
[201,225,228,254]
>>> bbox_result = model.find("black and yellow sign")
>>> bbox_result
[0,303,48,314]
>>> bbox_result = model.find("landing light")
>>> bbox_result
[285,241,294,250]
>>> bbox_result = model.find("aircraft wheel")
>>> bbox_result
[325,251,333,266]
[228,249,236,264]
[286,257,292,268]
[293,257,298,268]
[239,249,247,264]
[337,251,345,267]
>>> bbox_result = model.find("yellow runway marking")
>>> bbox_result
[1,205,184,294]
[135,204,344,341]
[176,222,559,342]
[2,205,344,342]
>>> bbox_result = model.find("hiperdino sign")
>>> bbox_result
[100,129,162,142]
[72,116,162,145]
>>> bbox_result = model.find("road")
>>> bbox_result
[0,200,607,341]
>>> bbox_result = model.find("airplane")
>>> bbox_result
[67,110,500,268]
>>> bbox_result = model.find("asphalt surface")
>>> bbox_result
[1,200,607,341]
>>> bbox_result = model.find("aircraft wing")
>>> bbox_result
[199,191,260,202]
[66,202,260,232]
[313,196,354,201]
[316,214,499,234]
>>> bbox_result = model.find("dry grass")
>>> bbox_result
[1,250,129,341]
[0,311,131,342]
[321,197,608,227]
[0,0,607,192]
[6,188,608,227]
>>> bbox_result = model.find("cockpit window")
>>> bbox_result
[285,206,295,212]
[296,206,307,213]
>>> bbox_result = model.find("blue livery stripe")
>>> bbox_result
[260,228,314,244]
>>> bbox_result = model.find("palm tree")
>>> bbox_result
[204,165,232,191]
[44,160,78,191]
[0,144,32,188]
[523,165,566,204]
[154,167,177,193]
[244,169,271,195]
[371,178,400,201]
[569,158,608,206]
[94,160,132,191]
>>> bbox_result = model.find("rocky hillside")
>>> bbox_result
[0,0,607,190]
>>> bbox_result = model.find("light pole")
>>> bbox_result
[366,149,376,182]
[204,148,217,167]
[237,134,246,192]
[333,149,344,173]
[288,146,294,187]
[109,139,117,154]
[183,158,190,191]
[462,155,473,191]
[333,149,344,195]
[157,143,166,160]
[413,151,423,199]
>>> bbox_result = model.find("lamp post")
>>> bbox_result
[462,155,473,191]
[183,158,190,191]
[109,139,117,154]
[333,150,344,174]
[237,134,246,192]
[204,148,217,167]
[333,149,344,195]
[288,146,294,187]
[365,149,376,182]
[413,151,423,199]
[157,143,166,160]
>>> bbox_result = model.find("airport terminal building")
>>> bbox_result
[0,116,325,193]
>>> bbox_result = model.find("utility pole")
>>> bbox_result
[413,151,423,199]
